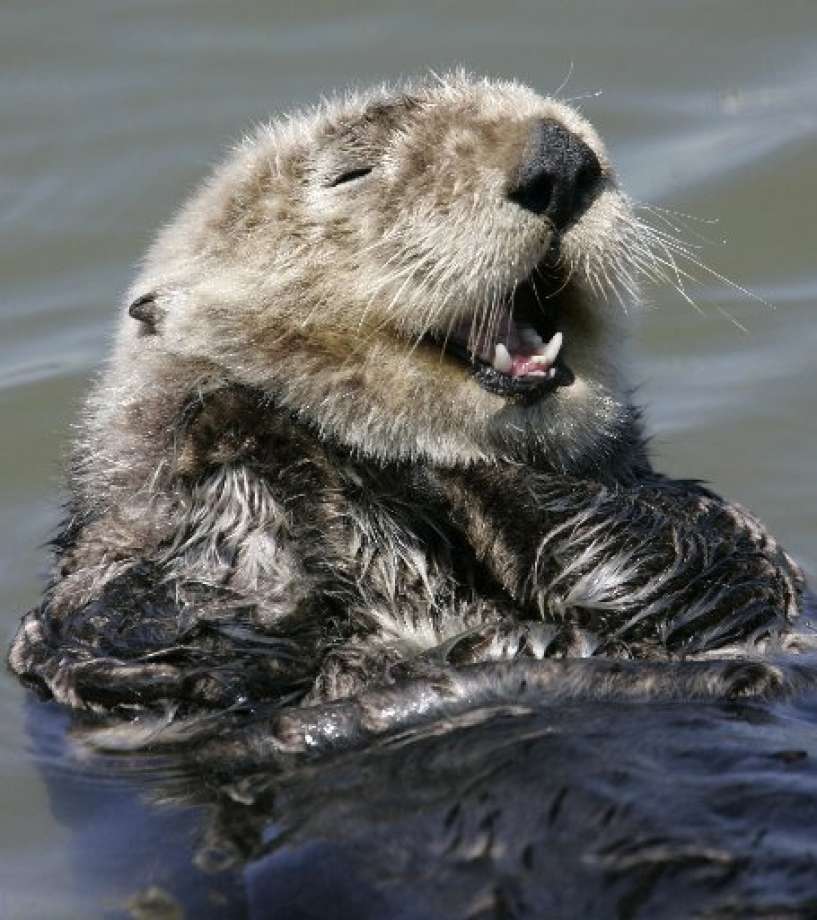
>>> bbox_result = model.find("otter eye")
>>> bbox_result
[328,166,373,187]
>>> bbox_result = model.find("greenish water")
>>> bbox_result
[1,1,815,916]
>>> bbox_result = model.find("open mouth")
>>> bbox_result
[427,263,575,401]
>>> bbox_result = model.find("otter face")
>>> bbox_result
[132,74,644,468]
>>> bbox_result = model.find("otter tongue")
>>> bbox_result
[512,354,550,377]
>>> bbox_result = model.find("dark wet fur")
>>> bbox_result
[9,384,804,713]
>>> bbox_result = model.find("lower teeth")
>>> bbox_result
[490,331,564,377]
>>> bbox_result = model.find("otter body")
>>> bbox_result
[8,74,806,717]
[9,72,815,917]
[10,380,804,714]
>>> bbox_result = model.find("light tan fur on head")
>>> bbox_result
[108,72,646,469]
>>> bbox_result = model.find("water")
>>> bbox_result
[1,1,815,916]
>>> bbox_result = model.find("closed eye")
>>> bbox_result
[328,166,374,187]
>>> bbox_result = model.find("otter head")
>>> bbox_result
[126,74,643,469]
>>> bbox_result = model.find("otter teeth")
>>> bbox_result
[493,343,513,373]
[491,332,563,378]
[532,331,563,367]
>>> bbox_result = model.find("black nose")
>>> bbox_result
[508,121,602,228]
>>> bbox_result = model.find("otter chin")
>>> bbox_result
[8,73,807,733]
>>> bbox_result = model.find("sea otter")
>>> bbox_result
[8,73,806,723]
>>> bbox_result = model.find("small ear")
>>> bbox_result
[128,292,164,333]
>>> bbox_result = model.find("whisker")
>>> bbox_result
[715,305,750,334]
[632,210,771,310]
[551,61,575,100]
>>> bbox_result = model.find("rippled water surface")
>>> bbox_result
[1,1,816,917]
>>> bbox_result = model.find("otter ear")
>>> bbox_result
[128,291,165,334]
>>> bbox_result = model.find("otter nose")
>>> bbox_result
[508,121,602,228]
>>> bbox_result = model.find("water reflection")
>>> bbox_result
[21,623,817,917]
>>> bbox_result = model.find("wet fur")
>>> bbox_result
[10,381,804,717]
